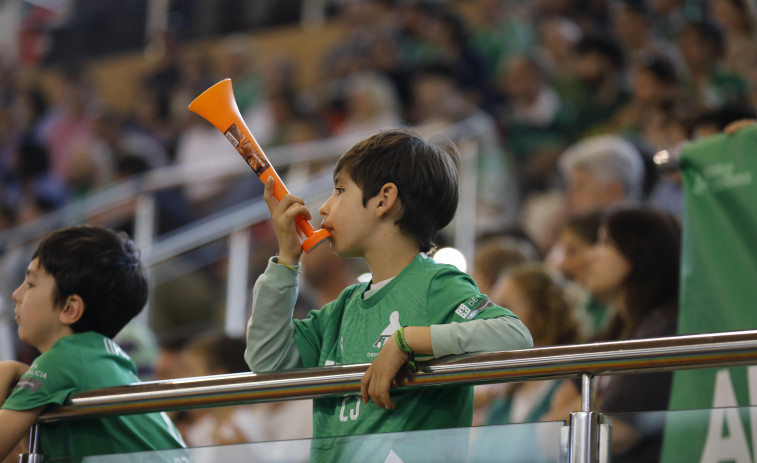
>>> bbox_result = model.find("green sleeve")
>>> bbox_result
[2,348,79,411]
[244,257,304,372]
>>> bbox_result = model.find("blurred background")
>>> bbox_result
[0,0,756,448]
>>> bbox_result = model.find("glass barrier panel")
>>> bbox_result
[603,409,668,463]
[468,421,565,463]
[605,405,757,463]
[39,421,566,463]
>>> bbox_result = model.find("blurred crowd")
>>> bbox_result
[2,0,756,240]
[1,0,757,456]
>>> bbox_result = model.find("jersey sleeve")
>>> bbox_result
[426,265,533,357]
[427,265,511,323]
[245,256,304,372]
[291,305,328,368]
[2,348,81,411]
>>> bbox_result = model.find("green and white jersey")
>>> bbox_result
[246,253,532,462]
[293,254,514,438]
[3,331,185,461]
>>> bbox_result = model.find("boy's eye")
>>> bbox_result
[335,187,344,195]
[26,281,34,288]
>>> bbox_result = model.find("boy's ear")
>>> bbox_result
[375,182,401,218]
[59,295,85,326]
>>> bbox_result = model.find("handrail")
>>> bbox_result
[0,133,363,251]
[143,169,334,267]
[37,329,757,423]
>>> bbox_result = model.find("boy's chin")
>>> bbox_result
[327,240,343,255]
[17,331,31,347]
[331,246,357,259]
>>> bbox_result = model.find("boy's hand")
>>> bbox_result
[263,177,310,265]
[0,407,44,462]
[360,335,408,410]
[0,361,29,404]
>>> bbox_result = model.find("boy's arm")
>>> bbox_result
[429,316,533,357]
[360,327,432,409]
[0,407,44,462]
[360,317,533,409]
[245,176,314,372]
[244,257,304,372]
[0,361,44,461]
[0,361,30,404]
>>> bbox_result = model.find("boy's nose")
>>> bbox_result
[12,285,22,304]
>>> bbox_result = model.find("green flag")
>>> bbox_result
[661,124,757,462]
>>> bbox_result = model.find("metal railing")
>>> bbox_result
[22,329,757,463]
[0,124,485,347]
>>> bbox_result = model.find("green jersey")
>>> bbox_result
[3,332,185,461]
[292,254,516,461]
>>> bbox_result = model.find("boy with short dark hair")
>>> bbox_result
[0,226,185,461]
[246,129,532,461]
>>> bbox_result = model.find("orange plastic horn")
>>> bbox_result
[188,78,330,253]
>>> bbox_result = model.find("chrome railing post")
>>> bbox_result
[225,228,251,338]
[133,192,157,325]
[569,374,600,463]
[567,374,611,463]
[133,192,156,260]
[454,137,478,268]
[18,424,44,463]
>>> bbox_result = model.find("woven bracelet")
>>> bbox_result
[395,326,417,373]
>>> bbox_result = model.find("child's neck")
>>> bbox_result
[364,237,420,283]
[38,327,76,353]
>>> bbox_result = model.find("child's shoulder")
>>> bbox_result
[32,333,98,369]
[410,253,473,281]
[386,254,478,300]
[40,332,125,368]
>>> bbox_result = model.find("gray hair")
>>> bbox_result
[558,135,645,200]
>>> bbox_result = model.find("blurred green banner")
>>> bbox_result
[661,123,757,463]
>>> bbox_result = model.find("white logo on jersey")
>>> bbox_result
[455,303,471,319]
[25,364,47,379]
[161,411,187,446]
[339,394,361,422]
[103,338,131,360]
[373,311,401,348]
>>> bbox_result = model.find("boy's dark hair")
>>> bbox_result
[32,225,148,338]
[335,129,460,253]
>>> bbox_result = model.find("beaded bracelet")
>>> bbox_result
[279,261,299,273]
[275,255,300,273]
[395,326,417,373]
